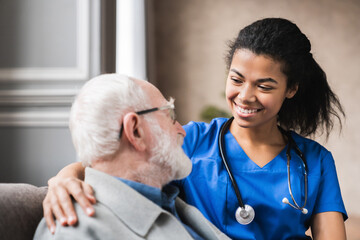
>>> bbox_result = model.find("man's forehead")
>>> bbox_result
[134,79,167,105]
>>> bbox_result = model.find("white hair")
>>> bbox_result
[69,74,150,166]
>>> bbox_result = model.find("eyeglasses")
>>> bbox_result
[119,98,176,138]
[136,97,176,124]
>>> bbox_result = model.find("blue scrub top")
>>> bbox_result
[176,118,347,240]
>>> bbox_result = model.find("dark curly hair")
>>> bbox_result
[226,18,345,138]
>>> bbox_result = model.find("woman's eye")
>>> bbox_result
[231,78,243,84]
[259,85,273,91]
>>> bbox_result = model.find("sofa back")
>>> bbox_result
[0,183,47,240]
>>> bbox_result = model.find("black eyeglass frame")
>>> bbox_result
[119,98,176,138]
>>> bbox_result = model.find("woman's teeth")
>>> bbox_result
[238,107,258,114]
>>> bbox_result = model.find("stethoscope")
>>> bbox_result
[218,117,308,225]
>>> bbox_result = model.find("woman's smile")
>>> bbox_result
[233,101,263,117]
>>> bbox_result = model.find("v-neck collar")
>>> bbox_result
[224,129,288,172]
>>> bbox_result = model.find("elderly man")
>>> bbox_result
[34,74,229,240]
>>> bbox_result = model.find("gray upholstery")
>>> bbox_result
[0,183,47,240]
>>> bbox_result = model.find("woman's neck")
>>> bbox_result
[229,120,285,147]
[229,119,287,167]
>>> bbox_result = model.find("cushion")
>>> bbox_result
[0,183,48,240]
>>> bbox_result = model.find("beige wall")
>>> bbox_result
[150,0,360,218]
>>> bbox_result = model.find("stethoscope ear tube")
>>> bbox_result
[280,127,308,214]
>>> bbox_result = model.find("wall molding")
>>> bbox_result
[0,89,78,107]
[0,111,69,127]
[0,0,89,82]
[0,68,88,81]
[0,0,100,127]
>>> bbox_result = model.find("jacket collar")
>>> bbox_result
[85,167,166,237]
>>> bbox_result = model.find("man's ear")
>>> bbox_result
[286,84,299,99]
[122,113,147,151]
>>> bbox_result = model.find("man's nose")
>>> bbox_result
[175,121,186,137]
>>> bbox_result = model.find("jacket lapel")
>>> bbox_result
[175,198,230,240]
[85,167,194,239]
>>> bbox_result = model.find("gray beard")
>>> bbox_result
[148,123,192,182]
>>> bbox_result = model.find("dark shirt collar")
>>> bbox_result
[115,177,179,214]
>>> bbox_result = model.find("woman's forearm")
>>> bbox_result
[53,162,85,182]
[311,211,346,240]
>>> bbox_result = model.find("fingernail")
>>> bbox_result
[86,207,94,216]
[50,226,56,234]
[68,216,76,225]
[60,217,67,225]
[86,194,96,201]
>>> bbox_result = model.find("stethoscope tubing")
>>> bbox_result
[218,117,246,209]
[218,117,309,224]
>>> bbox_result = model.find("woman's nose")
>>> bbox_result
[238,85,256,103]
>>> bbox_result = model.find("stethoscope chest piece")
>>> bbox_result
[235,204,255,225]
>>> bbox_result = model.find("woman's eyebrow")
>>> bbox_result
[230,68,245,78]
[257,78,278,84]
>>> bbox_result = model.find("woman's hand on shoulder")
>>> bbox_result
[42,163,96,234]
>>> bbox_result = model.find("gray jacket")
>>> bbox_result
[34,167,230,240]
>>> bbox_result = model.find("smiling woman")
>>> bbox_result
[178,18,347,240]
[226,49,297,132]
[150,1,358,238]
